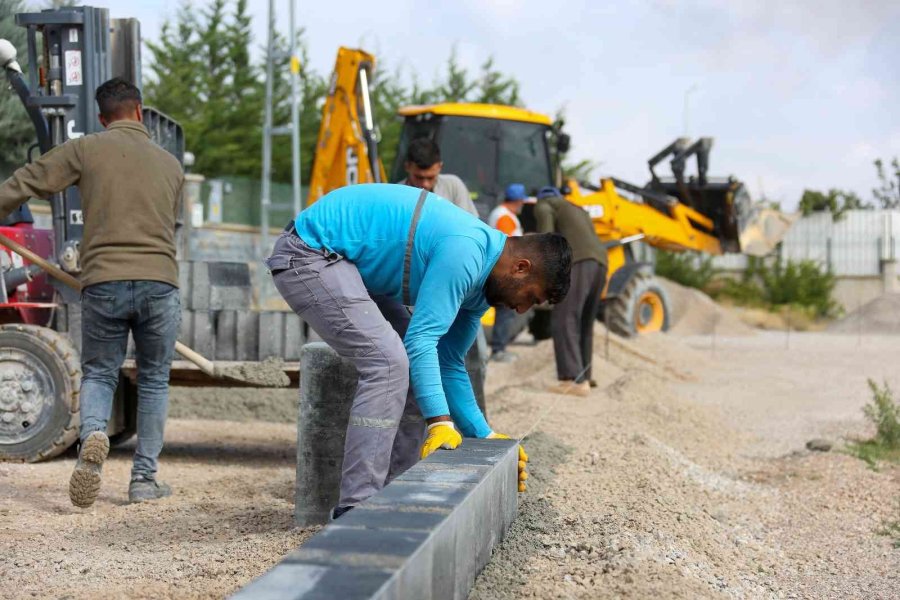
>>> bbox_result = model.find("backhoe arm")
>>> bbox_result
[307,47,386,205]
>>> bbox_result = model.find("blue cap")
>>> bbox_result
[537,186,562,200]
[504,183,527,201]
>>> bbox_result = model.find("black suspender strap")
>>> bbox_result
[403,189,429,306]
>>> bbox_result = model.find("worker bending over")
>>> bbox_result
[534,186,608,397]
[399,138,479,217]
[0,79,183,506]
[267,184,571,518]
[487,183,527,362]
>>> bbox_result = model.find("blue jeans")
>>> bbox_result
[79,280,181,480]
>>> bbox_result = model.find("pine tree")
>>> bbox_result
[144,2,204,151]
[437,47,477,102]
[475,57,520,106]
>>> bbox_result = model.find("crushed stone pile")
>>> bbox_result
[828,292,900,335]
[658,278,754,336]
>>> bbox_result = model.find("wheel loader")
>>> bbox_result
[307,48,781,339]
[0,6,301,462]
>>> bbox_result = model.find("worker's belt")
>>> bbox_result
[403,189,429,306]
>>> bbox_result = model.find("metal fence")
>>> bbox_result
[710,210,900,276]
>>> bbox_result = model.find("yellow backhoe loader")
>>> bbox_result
[308,47,788,337]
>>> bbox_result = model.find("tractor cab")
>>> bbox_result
[391,104,558,222]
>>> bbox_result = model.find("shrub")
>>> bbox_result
[848,379,900,468]
[654,251,717,290]
[761,259,837,317]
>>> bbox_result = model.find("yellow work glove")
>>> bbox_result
[488,432,529,492]
[420,422,462,459]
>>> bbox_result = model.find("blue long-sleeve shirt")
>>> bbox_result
[294,184,505,437]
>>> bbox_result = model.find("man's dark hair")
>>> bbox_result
[405,138,441,169]
[95,77,142,119]
[511,233,572,304]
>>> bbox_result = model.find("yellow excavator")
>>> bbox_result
[308,47,787,336]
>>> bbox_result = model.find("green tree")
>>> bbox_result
[436,47,477,102]
[0,0,34,178]
[144,3,204,150]
[474,57,520,105]
[873,157,900,209]
[798,188,869,220]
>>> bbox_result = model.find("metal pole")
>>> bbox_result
[289,0,302,215]
[260,0,275,258]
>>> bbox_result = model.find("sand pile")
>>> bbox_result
[828,292,900,335]
[658,278,754,336]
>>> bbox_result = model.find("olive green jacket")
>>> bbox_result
[0,120,183,287]
[534,195,607,266]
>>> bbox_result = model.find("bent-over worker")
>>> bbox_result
[534,186,608,397]
[0,78,183,506]
[267,183,572,518]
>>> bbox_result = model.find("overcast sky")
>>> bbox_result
[89,0,900,210]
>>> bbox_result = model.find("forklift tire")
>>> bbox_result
[604,272,671,337]
[528,307,553,341]
[0,324,81,462]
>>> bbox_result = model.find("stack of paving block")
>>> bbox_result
[127,260,305,361]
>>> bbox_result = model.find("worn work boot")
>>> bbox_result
[128,477,172,503]
[545,379,591,397]
[69,431,110,508]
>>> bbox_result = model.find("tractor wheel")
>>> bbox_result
[605,273,671,337]
[0,324,81,462]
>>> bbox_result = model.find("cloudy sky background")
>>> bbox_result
[90,0,900,210]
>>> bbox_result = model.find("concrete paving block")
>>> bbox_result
[232,563,393,600]
[258,311,285,359]
[189,309,215,358]
[207,262,252,309]
[215,310,237,361]
[189,261,211,310]
[235,310,259,361]
[284,313,304,361]
[233,437,519,600]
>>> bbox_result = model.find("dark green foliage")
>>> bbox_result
[760,259,837,317]
[848,379,900,469]
[654,251,717,290]
[0,0,33,178]
[873,157,900,209]
[143,4,523,185]
[798,188,870,220]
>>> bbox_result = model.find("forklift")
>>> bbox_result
[0,6,303,462]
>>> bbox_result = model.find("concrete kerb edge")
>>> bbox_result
[231,438,519,600]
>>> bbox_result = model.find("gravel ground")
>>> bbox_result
[1,329,898,599]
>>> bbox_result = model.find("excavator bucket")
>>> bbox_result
[646,138,794,255]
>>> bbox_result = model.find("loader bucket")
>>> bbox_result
[650,178,791,254]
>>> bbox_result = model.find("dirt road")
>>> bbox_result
[2,329,898,599]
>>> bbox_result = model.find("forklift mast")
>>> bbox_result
[4,6,183,343]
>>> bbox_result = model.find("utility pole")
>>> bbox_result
[289,0,302,216]
[260,0,275,257]
[260,0,302,259]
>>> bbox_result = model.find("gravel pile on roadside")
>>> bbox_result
[659,277,755,336]
[829,292,900,335]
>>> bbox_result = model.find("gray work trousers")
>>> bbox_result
[267,231,425,507]
[551,259,607,383]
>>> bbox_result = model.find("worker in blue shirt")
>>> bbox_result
[267,184,572,518]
